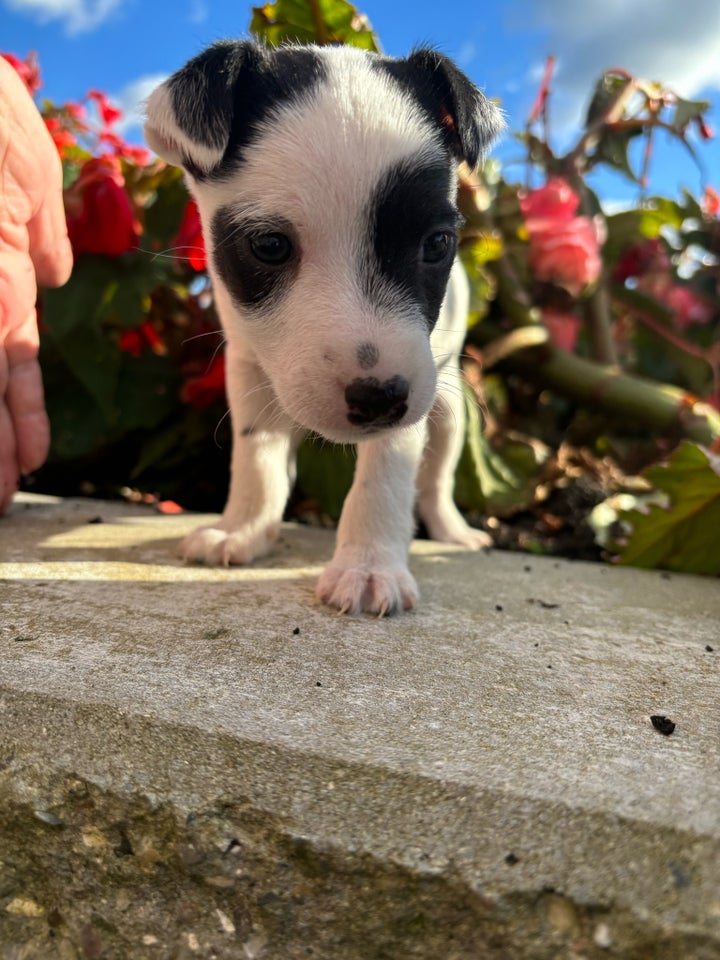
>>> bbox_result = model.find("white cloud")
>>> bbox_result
[113,73,168,134]
[517,0,720,133]
[4,0,122,34]
[187,0,208,24]
[456,41,478,69]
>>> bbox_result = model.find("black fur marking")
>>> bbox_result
[345,376,409,427]
[372,49,502,168]
[168,42,326,180]
[368,161,459,329]
[211,208,298,309]
[357,342,380,370]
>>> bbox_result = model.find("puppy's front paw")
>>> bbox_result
[181,520,279,566]
[421,502,493,550]
[316,552,418,617]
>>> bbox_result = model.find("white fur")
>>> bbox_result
[147,45,491,616]
[144,84,224,173]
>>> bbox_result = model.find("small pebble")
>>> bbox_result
[650,715,675,736]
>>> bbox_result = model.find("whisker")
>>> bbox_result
[213,408,232,448]
[181,330,225,347]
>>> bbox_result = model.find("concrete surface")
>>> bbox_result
[0,492,718,960]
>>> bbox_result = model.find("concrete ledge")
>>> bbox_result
[1,493,718,959]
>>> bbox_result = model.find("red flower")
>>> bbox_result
[65,101,87,121]
[613,238,671,282]
[528,55,556,124]
[98,129,152,165]
[87,89,122,129]
[696,117,714,141]
[174,199,207,271]
[44,116,77,158]
[702,185,720,217]
[119,321,166,357]
[520,179,604,296]
[181,354,226,409]
[117,142,152,165]
[2,51,41,94]
[65,155,140,257]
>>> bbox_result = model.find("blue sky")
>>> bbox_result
[3,0,720,208]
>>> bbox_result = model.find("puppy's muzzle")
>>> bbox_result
[345,375,409,428]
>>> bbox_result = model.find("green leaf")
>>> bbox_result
[250,0,380,49]
[41,264,123,416]
[454,384,546,515]
[680,188,703,220]
[614,442,720,575]
[296,439,356,520]
[98,254,172,329]
[39,339,115,460]
[603,198,685,266]
[142,165,190,246]
[115,352,179,432]
[584,72,632,128]
[672,96,711,133]
[589,126,643,182]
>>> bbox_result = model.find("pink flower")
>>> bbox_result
[519,177,579,227]
[664,285,714,330]
[520,178,604,296]
[541,309,582,352]
[528,216,603,296]
[638,273,714,330]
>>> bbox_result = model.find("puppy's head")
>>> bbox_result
[145,42,502,441]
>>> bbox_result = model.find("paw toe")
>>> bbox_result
[317,563,418,616]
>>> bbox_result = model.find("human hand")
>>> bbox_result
[0,56,73,512]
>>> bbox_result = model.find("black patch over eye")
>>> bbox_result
[422,230,456,264]
[211,208,297,308]
[249,232,293,265]
[369,160,459,328]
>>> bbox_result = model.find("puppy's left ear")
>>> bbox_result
[143,41,261,176]
[404,49,504,169]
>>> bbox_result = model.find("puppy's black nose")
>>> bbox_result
[345,375,409,427]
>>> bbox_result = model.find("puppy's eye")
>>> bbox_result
[249,232,293,265]
[422,231,456,265]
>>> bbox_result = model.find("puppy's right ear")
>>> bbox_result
[144,41,261,177]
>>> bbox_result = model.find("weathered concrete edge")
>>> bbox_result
[2,686,718,957]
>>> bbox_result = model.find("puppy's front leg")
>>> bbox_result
[182,346,299,566]
[316,427,425,616]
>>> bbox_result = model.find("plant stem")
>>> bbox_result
[471,320,720,445]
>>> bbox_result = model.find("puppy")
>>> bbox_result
[144,41,502,615]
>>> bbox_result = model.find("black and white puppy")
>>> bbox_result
[144,41,502,615]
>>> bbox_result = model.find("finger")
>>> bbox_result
[5,306,49,475]
[27,168,74,289]
[0,349,19,514]
[7,358,50,475]
[0,235,38,323]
